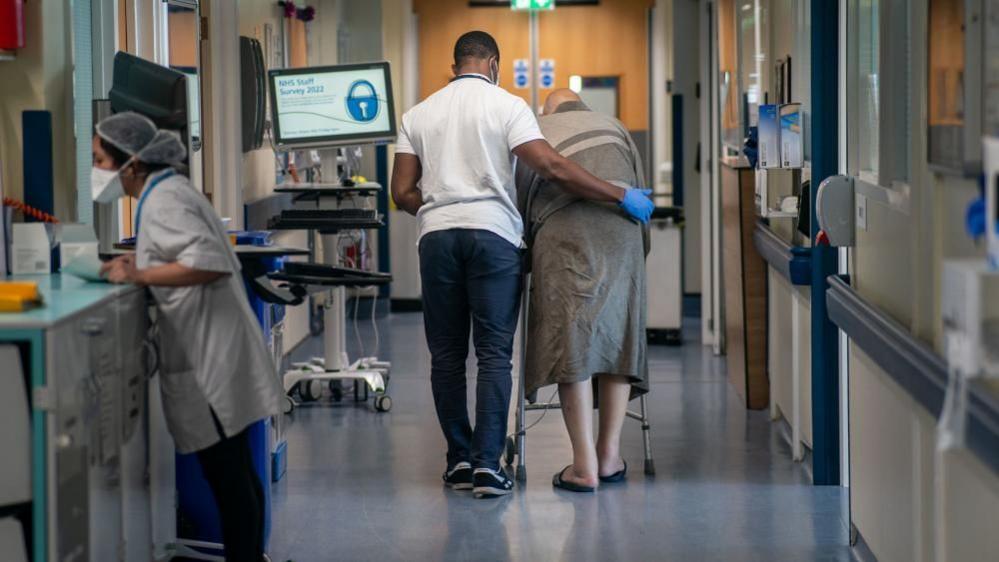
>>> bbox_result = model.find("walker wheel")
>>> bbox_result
[515,465,527,483]
[283,396,295,415]
[299,380,323,402]
[374,395,392,412]
[504,436,517,466]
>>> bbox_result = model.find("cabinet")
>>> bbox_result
[721,158,769,409]
[0,276,148,561]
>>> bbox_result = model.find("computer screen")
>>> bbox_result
[178,69,200,141]
[268,62,396,150]
[109,52,190,153]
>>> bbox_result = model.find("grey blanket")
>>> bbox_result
[515,102,649,398]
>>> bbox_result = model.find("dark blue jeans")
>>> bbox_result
[419,229,523,471]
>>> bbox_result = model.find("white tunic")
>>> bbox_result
[135,169,284,453]
[393,73,545,248]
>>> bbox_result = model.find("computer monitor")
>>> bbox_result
[109,51,190,153]
[268,61,397,150]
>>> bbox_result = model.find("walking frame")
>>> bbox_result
[503,273,656,482]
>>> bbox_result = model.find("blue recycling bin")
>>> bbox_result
[175,231,284,554]
[175,421,272,552]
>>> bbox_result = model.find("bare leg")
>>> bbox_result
[596,375,631,477]
[557,381,599,488]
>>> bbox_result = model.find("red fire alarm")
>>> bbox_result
[0,0,25,50]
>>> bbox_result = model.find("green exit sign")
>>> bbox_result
[511,0,554,10]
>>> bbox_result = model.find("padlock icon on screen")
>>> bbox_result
[346,80,379,123]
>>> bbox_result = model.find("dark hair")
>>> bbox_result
[99,137,171,176]
[453,31,499,66]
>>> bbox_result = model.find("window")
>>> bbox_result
[855,0,879,178]
[848,0,910,187]
[928,0,999,174]
[737,0,769,126]
[718,0,770,154]
[719,0,743,152]
[165,2,201,150]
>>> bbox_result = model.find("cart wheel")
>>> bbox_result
[504,436,517,466]
[282,396,295,415]
[329,382,344,402]
[299,379,323,402]
[374,395,392,412]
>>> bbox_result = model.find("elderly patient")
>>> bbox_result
[516,89,649,492]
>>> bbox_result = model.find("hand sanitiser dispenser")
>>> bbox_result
[815,175,855,246]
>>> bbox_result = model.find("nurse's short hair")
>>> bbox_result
[454,31,500,65]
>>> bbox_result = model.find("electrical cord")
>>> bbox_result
[266,123,290,177]
[3,198,59,223]
[352,285,365,358]
[370,285,380,357]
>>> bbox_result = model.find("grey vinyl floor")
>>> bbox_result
[267,312,853,562]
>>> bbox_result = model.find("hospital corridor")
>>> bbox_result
[268,315,849,561]
[1,1,998,561]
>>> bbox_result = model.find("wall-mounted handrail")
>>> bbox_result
[753,221,812,286]
[826,275,999,476]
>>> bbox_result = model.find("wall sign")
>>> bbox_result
[510,0,554,10]
[513,59,530,89]
[538,59,555,89]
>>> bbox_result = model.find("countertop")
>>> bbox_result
[0,274,140,330]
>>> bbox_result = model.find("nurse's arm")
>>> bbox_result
[101,256,227,286]
[512,139,626,203]
[135,262,228,287]
[390,153,424,216]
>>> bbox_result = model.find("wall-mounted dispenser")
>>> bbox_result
[939,258,999,451]
[815,174,854,247]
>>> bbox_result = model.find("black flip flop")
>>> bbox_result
[552,466,596,493]
[599,459,628,483]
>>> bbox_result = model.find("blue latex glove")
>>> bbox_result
[966,196,985,240]
[619,188,655,224]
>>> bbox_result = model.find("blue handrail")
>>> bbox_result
[753,222,812,286]
[826,274,999,476]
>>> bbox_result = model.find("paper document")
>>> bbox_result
[63,252,107,282]
[60,224,106,282]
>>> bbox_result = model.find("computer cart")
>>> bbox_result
[252,182,395,414]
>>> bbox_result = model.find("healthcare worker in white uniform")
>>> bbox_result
[93,111,282,562]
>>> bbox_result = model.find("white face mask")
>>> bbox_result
[490,59,499,86]
[91,166,125,204]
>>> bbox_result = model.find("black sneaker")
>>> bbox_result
[473,468,514,498]
[443,462,473,490]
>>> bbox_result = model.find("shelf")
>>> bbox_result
[269,272,392,288]
[274,182,381,196]
[763,209,798,219]
[266,217,384,232]
[651,206,684,223]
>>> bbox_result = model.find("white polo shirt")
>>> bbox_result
[395,74,544,248]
